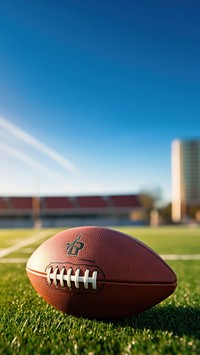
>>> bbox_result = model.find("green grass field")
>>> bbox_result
[0,226,200,354]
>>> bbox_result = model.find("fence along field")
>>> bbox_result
[0,226,199,354]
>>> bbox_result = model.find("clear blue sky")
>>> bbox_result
[0,0,200,203]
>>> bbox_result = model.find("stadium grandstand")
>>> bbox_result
[0,194,148,228]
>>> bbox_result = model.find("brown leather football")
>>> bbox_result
[26,226,177,319]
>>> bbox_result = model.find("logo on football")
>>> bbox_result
[66,235,85,256]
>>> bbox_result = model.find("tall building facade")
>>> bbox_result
[171,139,200,222]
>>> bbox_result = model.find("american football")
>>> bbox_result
[26,226,177,319]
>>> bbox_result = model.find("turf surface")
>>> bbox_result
[0,226,199,354]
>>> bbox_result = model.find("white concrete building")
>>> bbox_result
[171,139,200,222]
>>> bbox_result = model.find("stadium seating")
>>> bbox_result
[10,197,33,210]
[76,196,108,209]
[0,197,8,210]
[110,195,141,208]
[44,197,74,209]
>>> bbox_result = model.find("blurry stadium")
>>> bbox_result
[0,194,147,228]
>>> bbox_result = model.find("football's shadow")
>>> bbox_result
[113,306,200,338]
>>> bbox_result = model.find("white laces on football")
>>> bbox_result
[46,266,97,290]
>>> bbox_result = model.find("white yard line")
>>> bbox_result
[161,254,200,260]
[0,258,28,263]
[0,229,54,258]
